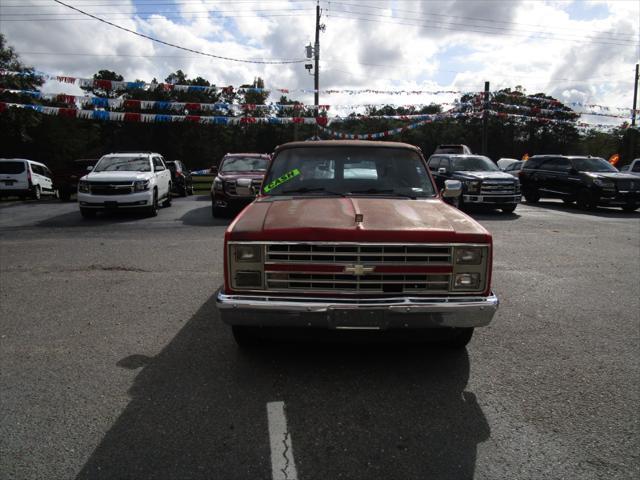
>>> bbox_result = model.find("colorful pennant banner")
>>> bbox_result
[0,70,473,96]
[0,102,320,125]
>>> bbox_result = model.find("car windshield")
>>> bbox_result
[451,156,500,172]
[572,157,617,172]
[220,156,269,172]
[262,147,436,198]
[93,156,151,172]
[0,161,26,174]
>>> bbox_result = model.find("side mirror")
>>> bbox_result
[442,179,462,198]
[86,165,94,172]
[236,178,254,196]
[438,167,447,175]
[155,165,165,172]
[210,166,218,176]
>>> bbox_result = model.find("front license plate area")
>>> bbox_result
[104,201,118,208]
[328,308,387,330]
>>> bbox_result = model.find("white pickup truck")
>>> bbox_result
[77,152,172,218]
[619,158,640,177]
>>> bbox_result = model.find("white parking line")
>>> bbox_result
[267,401,298,480]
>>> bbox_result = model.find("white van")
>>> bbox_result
[0,159,56,200]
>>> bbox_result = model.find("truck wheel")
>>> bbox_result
[211,196,224,217]
[147,190,159,217]
[179,184,188,197]
[232,326,263,347]
[576,189,596,211]
[523,187,539,203]
[501,204,517,214]
[32,185,41,200]
[440,327,474,349]
[80,208,96,219]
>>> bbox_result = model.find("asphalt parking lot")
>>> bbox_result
[1,196,639,480]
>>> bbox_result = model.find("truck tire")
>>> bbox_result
[440,327,474,349]
[576,189,596,211]
[32,185,41,200]
[523,187,539,203]
[147,190,159,217]
[501,204,517,214]
[232,326,263,347]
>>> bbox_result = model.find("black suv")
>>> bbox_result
[166,160,193,196]
[519,155,639,212]
[428,154,521,213]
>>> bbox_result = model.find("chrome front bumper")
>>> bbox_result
[215,288,499,330]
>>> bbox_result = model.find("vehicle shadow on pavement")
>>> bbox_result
[523,200,640,218]
[36,210,160,228]
[75,296,490,480]
[180,205,233,226]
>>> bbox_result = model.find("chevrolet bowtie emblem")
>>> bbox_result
[344,264,374,276]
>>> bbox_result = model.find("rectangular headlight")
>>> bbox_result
[78,181,90,193]
[454,273,480,290]
[455,247,483,265]
[235,245,262,263]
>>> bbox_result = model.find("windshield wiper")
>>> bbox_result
[278,187,345,196]
[347,188,417,199]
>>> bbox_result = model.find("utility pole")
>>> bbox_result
[632,63,638,127]
[481,81,490,155]
[314,1,321,109]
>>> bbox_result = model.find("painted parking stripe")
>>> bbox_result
[267,401,298,480]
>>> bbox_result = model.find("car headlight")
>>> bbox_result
[455,247,483,265]
[213,177,223,191]
[134,180,150,191]
[454,273,481,290]
[465,180,481,193]
[235,244,262,263]
[78,181,90,193]
[594,178,615,190]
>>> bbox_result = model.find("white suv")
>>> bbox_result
[0,158,56,200]
[77,152,172,218]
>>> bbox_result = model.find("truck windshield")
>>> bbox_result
[93,156,151,172]
[262,147,436,198]
[220,156,269,172]
[451,156,500,172]
[572,157,617,172]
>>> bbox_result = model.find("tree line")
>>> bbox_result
[1,34,638,173]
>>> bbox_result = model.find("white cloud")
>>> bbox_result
[1,0,637,122]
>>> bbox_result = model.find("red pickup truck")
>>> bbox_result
[215,141,498,347]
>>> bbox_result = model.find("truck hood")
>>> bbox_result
[228,197,490,243]
[218,171,266,181]
[584,172,638,181]
[455,171,516,181]
[82,171,153,182]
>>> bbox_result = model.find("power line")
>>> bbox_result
[325,12,638,47]
[326,1,638,42]
[48,0,308,64]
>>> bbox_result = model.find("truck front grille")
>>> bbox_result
[88,181,134,195]
[266,244,453,265]
[617,179,638,191]
[266,272,451,293]
[480,181,517,195]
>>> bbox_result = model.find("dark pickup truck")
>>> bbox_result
[53,158,97,201]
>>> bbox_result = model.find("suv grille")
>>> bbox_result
[224,179,262,196]
[480,181,517,195]
[617,179,638,191]
[266,272,451,293]
[88,181,134,195]
[266,244,453,265]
